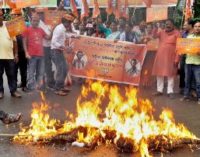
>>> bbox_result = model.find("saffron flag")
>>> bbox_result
[121,0,129,19]
[106,0,128,19]
[92,0,100,18]
[185,0,193,20]
[112,0,121,19]
[0,0,3,7]
[106,0,113,15]
[81,0,89,19]
[70,0,78,17]
[5,0,16,8]
[143,0,152,7]
[6,16,26,37]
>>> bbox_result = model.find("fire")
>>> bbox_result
[14,81,197,156]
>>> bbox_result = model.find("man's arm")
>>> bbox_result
[22,37,30,59]
[13,39,18,63]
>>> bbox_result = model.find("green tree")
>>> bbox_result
[193,0,200,18]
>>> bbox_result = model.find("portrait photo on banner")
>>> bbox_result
[72,50,88,70]
[125,58,142,77]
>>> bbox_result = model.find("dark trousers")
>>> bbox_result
[16,57,27,88]
[179,55,186,88]
[44,47,55,87]
[184,64,200,98]
[51,49,67,91]
[0,59,17,94]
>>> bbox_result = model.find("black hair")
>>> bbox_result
[61,17,71,24]
[166,19,175,25]
[191,18,200,27]
[125,22,133,28]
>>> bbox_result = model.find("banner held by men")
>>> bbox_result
[66,36,147,86]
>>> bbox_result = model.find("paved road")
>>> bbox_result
[0,78,200,157]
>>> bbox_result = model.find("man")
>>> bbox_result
[38,14,55,90]
[179,20,193,94]
[23,13,50,91]
[106,21,120,40]
[0,111,21,124]
[181,19,200,104]
[0,15,21,98]
[120,22,138,43]
[51,15,74,96]
[10,9,28,92]
[152,19,180,98]
[72,18,80,34]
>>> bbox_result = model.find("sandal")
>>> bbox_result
[61,87,71,92]
[54,90,68,96]
[2,113,22,124]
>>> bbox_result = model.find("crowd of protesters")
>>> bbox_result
[0,5,200,105]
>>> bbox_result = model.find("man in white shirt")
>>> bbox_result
[51,15,74,96]
[39,19,55,89]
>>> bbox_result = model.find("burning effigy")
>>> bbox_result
[13,81,200,157]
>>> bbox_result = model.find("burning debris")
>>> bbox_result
[13,81,199,157]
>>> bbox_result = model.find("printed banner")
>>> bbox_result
[64,0,177,7]
[176,38,200,55]
[6,17,26,38]
[66,36,147,86]
[15,0,40,8]
[44,10,65,28]
[146,6,168,22]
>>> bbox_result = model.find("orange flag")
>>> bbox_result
[70,0,78,17]
[6,0,16,8]
[121,0,129,19]
[143,0,152,8]
[0,0,3,7]
[81,0,89,19]
[113,0,120,19]
[185,0,193,20]
[92,0,100,18]
[106,0,113,15]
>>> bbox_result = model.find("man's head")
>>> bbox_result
[79,23,86,34]
[10,8,22,18]
[86,23,95,36]
[118,17,126,27]
[73,18,80,30]
[61,17,71,30]
[110,21,118,32]
[125,22,133,33]
[77,51,84,60]
[130,59,137,66]
[31,14,40,28]
[165,19,175,32]
[193,19,200,35]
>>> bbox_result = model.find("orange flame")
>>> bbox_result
[14,81,197,156]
